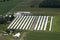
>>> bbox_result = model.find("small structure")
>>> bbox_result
[14,11,30,17]
[13,33,20,38]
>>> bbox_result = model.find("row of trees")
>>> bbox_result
[0,0,9,2]
[0,17,7,24]
[39,0,60,8]
[30,0,60,8]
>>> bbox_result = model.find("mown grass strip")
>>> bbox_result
[24,31,60,40]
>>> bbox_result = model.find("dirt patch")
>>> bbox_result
[20,32,27,40]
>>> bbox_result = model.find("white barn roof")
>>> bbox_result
[14,12,30,17]
[13,33,20,38]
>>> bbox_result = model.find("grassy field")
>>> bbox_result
[0,0,23,15]
[24,31,60,40]
[0,0,60,15]
[53,15,60,32]
[0,24,9,32]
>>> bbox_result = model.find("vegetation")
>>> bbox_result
[39,0,60,8]
[25,31,60,40]
[0,0,60,40]
[53,16,60,32]
[0,14,14,24]
[0,0,60,15]
[0,24,9,32]
[0,0,22,15]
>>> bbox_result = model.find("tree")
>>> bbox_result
[3,0,5,2]
[7,0,9,1]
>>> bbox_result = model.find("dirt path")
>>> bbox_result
[20,32,27,40]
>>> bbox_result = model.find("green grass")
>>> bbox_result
[5,0,60,16]
[10,5,60,16]
[0,0,60,15]
[0,24,9,31]
[0,0,22,15]
[24,31,60,40]
[53,15,60,32]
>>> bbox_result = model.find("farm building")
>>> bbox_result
[14,12,30,17]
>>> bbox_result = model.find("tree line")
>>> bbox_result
[30,0,60,8]
[0,0,9,2]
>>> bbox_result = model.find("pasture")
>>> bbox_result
[24,31,60,40]
[0,0,22,15]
